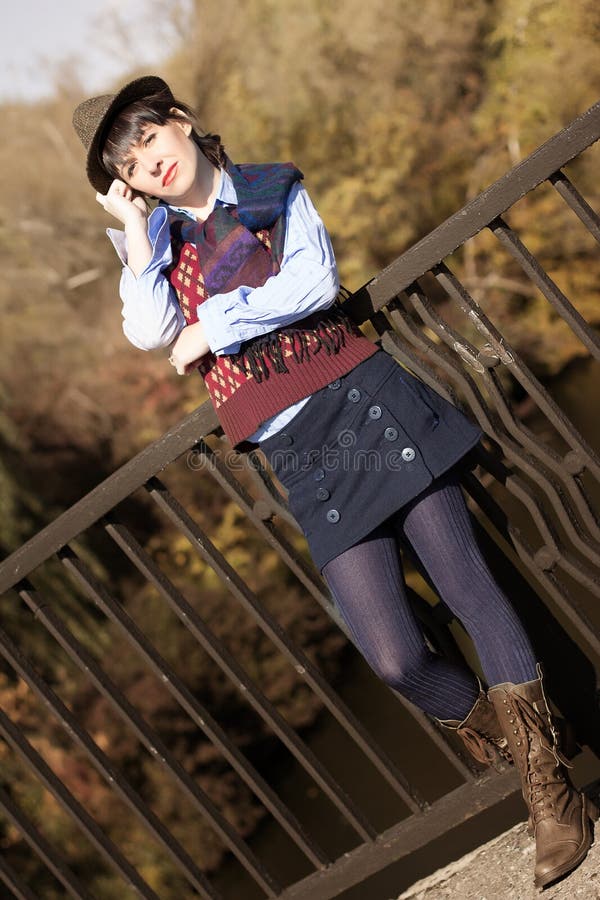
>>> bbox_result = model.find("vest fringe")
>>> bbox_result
[234,305,357,383]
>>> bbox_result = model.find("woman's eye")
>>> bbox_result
[127,162,137,177]
[144,133,155,147]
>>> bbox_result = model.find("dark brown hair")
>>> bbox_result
[101,88,226,184]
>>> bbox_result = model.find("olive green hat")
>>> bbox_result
[72,75,173,194]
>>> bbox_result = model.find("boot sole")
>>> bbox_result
[534,797,597,890]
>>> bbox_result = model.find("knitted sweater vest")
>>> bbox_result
[166,160,377,446]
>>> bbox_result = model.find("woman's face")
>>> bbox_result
[117,116,200,202]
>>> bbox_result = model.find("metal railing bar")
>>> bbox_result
[141,488,384,840]
[400,283,600,563]
[434,384,600,578]
[382,306,525,448]
[366,316,600,768]
[233,447,380,642]
[344,101,600,323]
[65,529,329,871]
[549,171,600,244]
[481,471,600,616]
[146,476,425,815]
[15,582,280,898]
[107,512,446,805]
[101,519,379,843]
[192,441,356,652]
[0,712,160,900]
[245,449,299,531]
[192,443,476,784]
[464,453,600,658]
[372,315,600,655]
[0,627,220,899]
[463,472,600,661]
[192,441,474,780]
[0,784,96,900]
[0,854,40,900]
[277,768,521,900]
[390,695,478,782]
[490,217,600,361]
[109,505,427,813]
[0,402,219,596]
[377,308,496,426]
[192,441,326,604]
[432,264,600,480]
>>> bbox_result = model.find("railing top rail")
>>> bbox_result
[0,402,218,595]
[346,100,600,323]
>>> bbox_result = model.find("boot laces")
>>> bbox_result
[511,694,571,768]
[456,724,497,764]
[456,724,511,765]
[509,694,571,824]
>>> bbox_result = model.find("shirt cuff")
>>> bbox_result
[106,206,173,275]
[196,290,248,355]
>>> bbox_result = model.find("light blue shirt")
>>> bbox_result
[107,168,340,440]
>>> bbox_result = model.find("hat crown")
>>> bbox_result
[72,94,115,152]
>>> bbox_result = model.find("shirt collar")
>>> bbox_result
[159,167,237,220]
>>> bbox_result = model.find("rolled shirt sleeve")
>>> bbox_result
[107,207,185,351]
[196,181,340,354]
[108,177,339,355]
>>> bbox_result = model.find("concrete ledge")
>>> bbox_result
[398,820,600,899]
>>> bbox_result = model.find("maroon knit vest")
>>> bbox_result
[167,164,376,445]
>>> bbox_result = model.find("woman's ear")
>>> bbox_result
[169,107,193,136]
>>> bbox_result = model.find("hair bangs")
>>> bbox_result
[100,90,226,187]
[101,92,180,179]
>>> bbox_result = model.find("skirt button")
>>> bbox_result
[368,405,382,420]
[326,508,341,523]
[279,433,293,447]
[316,487,330,501]
[384,427,398,441]
[347,388,361,403]
[328,379,342,390]
[314,467,326,482]
[401,447,416,461]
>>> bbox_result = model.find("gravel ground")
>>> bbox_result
[397,820,600,900]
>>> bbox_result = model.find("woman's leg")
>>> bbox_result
[395,472,538,687]
[322,523,480,720]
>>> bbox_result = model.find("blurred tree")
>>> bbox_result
[1,1,599,893]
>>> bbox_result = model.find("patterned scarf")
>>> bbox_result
[172,157,300,293]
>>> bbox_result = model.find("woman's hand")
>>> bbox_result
[168,322,211,375]
[96,179,148,227]
[97,179,152,276]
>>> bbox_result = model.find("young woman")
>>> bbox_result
[73,75,595,889]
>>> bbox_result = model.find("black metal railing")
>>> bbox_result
[0,101,599,900]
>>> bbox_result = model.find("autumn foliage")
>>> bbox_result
[1,0,599,895]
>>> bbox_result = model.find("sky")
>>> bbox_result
[0,0,182,102]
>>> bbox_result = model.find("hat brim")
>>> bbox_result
[85,75,174,194]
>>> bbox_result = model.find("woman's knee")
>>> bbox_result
[367,647,431,691]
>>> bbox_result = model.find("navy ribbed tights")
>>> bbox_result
[322,473,538,720]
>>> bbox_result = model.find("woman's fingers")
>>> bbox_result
[95,180,147,225]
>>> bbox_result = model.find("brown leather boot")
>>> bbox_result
[489,669,597,889]
[440,688,512,767]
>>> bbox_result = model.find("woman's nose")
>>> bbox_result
[141,153,162,176]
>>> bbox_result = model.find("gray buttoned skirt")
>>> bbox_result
[259,349,482,570]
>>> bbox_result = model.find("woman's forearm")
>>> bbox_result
[197,182,339,354]
[124,214,154,277]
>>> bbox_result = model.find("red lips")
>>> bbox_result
[162,162,178,187]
